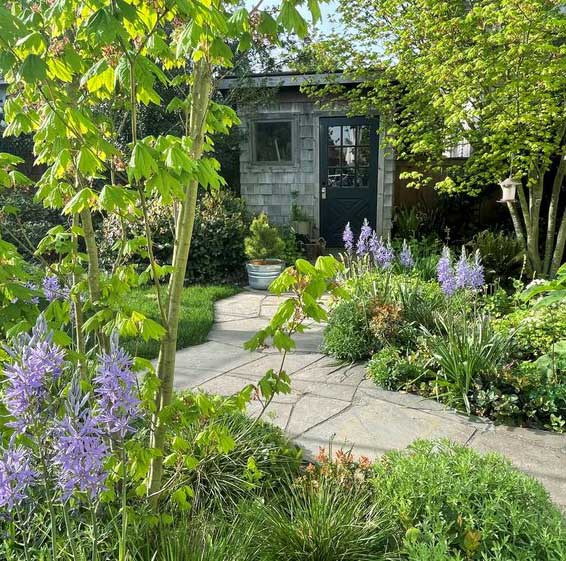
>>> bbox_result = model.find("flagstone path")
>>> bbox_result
[175,290,566,508]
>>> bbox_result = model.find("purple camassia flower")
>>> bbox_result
[469,250,485,289]
[371,236,395,269]
[0,445,36,511]
[342,222,354,254]
[356,219,373,257]
[42,275,70,302]
[3,317,65,433]
[437,246,457,296]
[94,334,140,438]
[455,247,474,289]
[399,240,415,269]
[54,410,108,500]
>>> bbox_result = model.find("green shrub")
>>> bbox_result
[493,303,566,360]
[470,229,525,283]
[244,212,285,261]
[100,191,249,283]
[373,440,566,560]
[322,298,375,361]
[368,347,427,390]
[187,190,249,283]
[0,187,66,260]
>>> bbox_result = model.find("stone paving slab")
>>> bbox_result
[175,289,566,509]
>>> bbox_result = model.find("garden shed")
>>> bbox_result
[219,72,396,247]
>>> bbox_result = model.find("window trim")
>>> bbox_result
[250,116,298,166]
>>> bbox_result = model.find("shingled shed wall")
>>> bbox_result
[232,78,396,240]
[239,99,318,228]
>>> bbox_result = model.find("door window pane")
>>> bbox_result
[254,121,293,162]
[342,169,356,188]
[327,145,341,167]
[327,167,341,188]
[328,126,341,147]
[357,145,370,166]
[342,125,356,146]
[356,126,370,145]
[342,147,356,168]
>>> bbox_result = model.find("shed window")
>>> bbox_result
[253,121,293,163]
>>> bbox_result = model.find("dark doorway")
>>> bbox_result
[319,116,379,246]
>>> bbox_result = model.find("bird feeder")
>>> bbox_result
[498,176,519,203]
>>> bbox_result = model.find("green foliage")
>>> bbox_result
[322,298,375,361]
[244,213,285,261]
[374,440,566,560]
[187,191,250,283]
[493,303,566,360]
[161,407,302,514]
[368,347,426,391]
[424,313,513,414]
[249,479,393,561]
[470,230,525,283]
[101,191,249,283]
[122,284,239,359]
[0,187,66,260]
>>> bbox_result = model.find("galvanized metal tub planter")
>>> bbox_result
[246,259,285,290]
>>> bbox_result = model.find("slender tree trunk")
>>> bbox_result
[80,206,109,351]
[543,158,566,275]
[148,57,212,502]
[507,201,527,254]
[550,206,566,277]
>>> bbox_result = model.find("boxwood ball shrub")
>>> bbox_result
[373,440,566,560]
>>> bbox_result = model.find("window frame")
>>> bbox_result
[249,115,298,166]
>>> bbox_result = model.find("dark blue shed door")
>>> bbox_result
[319,117,379,247]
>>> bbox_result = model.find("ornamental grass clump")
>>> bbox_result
[0,316,141,560]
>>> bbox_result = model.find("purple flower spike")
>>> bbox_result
[342,223,354,254]
[0,445,36,511]
[94,334,141,438]
[356,219,373,257]
[399,240,414,269]
[3,316,66,433]
[54,411,108,501]
[455,247,474,289]
[437,246,456,296]
[371,236,395,269]
[469,249,485,290]
[42,275,70,302]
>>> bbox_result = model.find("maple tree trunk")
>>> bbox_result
[148,56,212,502]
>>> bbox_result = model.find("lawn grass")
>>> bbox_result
[122,284,240,359]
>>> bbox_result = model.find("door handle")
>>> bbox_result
[321,182,327,200]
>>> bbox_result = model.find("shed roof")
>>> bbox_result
[217,71,359,90]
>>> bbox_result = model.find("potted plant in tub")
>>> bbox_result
[245,213,286,290]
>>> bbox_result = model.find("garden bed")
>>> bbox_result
[322,222,566,433]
